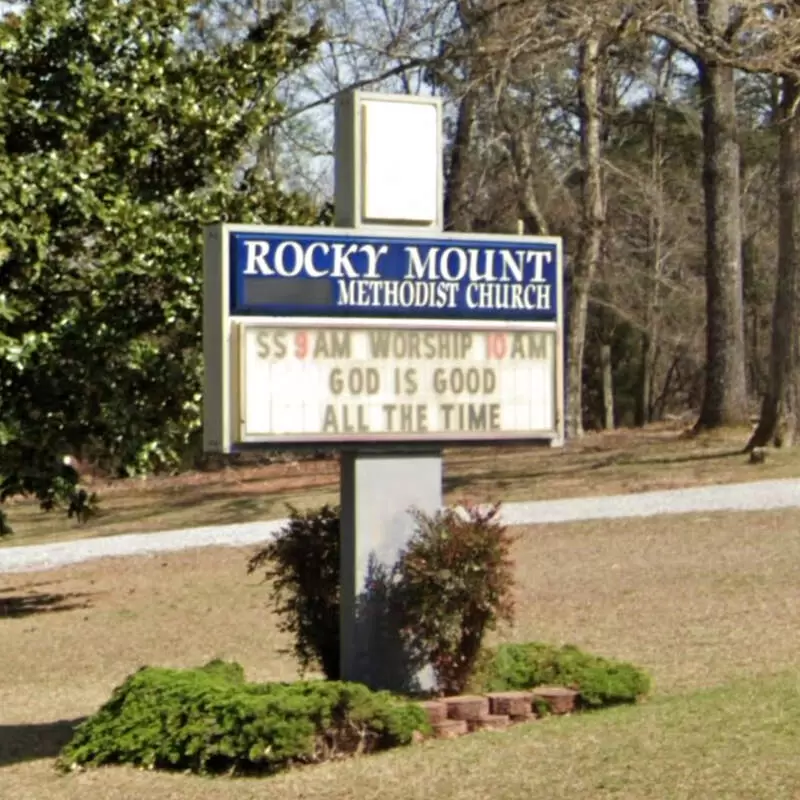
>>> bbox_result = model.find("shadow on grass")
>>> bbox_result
[7,484,337,546]
[0,591,96,618]
[0,718,86,767]
[624,448,744,467]
[106,483,337,523]
[9,475,339,533]
[443,447,745,495]
[0,578,67,594]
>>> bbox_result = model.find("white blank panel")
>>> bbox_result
[360,100,439,224]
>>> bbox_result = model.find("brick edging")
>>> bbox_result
[416,687,579,739]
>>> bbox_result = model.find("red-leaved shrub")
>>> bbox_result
[393,502,516,695]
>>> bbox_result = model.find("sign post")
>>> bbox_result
[203,91,564,693]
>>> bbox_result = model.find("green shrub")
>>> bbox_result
[469,642,651,708]
[393,503,517,696]
[248,504,341,679]
[58,660,429,775]
[198,658,246,683]
[247,501,516,696]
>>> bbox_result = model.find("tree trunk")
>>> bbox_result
[507,130,550,236]
[694,0,748,429]
[444,90,476,232]
[567,36,604,439]
[747,72,800,450]
[741,233,762,391]
[637,332,652,426]
[601,344,614,430]
[638,91,666,427]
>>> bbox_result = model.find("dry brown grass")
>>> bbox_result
[2,506,800,798]
[4,421,798,547]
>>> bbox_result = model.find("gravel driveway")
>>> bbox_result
[1,477,799,575]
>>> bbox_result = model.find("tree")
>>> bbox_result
[692,0,749,428]
[0,0,324,531]
[639,2,749,428]
[748,68,800,448]
[566,33,606,438]
[603,86,710,425]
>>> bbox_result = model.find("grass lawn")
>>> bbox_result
[2,506,800,798]
[3,421,799,548]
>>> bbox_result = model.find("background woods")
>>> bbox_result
[2,0,800,517]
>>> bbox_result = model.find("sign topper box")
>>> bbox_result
[203,224,564,452]
[334,91,443,229]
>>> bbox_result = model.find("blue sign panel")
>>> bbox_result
[228,228,561,322]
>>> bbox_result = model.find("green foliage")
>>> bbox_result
[58,660,429,775]
[0,459,98,530]
[469,642,651,708]
[67,487,100,525]
[0,0,325,526]
[392,503,517,696]
[248,504,341,679]
[198,658,246,684]
[248,502,516,696]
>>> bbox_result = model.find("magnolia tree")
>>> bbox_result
[0,0,325,531]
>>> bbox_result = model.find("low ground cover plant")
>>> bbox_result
[469,642,652,708]
[58,661,429,775]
